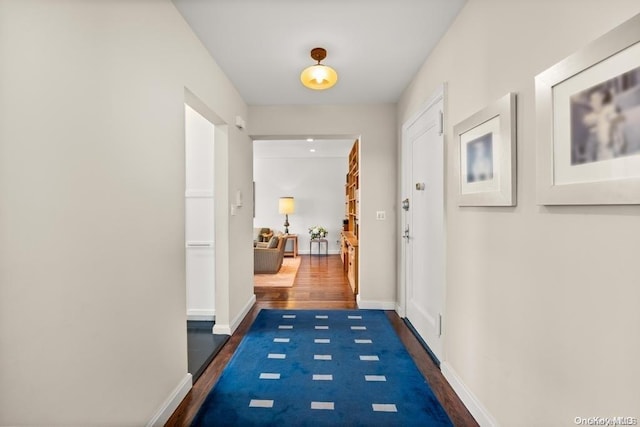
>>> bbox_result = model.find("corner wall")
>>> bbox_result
[249,105,397,307]
[0,1,253,424]
[397,1,640,425]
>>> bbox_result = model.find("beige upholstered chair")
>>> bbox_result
[254,236,286,274]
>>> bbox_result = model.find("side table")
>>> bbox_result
[309,238,328,256]
[283,234,298,258]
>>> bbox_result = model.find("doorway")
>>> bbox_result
[184,103,226,381]
[252,138,354,252]
[401,86,446,362]
[185,104,215,321]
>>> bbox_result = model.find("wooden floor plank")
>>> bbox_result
[165,255,477,426]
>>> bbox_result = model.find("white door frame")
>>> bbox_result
[399,83,446,356]
[184,89,232,334]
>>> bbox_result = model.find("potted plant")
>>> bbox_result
[308,225,328,240]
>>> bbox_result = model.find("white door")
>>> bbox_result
[185,104,215,321]
[402,87,445,361]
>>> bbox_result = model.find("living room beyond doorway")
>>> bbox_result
[252,138,357,299]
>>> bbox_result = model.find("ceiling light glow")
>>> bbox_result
[300,47,338,90]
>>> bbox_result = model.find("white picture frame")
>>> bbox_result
[535,13,640,205]
[453,92,517,206]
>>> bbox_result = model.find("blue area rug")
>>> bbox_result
[192,309,452,426]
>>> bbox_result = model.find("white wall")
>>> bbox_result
[254,156,348,254]
[249,104,397,308]
[185,105,215,320]
[398,1,640,425]
[0,0,254,424]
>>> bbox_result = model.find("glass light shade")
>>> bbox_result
[278,197,295,214]
[300,64,338,90]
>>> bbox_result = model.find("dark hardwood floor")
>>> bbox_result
[254,254,357,309]
[166,255,478,426]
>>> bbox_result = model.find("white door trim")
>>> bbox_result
[400,83,446,359]
[400,84,445,317]
[402,86,445,134]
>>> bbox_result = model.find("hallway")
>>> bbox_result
[166,255,477,426]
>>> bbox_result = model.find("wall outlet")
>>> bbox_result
[376,211,386,220]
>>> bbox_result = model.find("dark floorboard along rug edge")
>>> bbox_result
[191,309,453,427]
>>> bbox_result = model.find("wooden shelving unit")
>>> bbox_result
[345,139,359,238]
[342,139,359,294]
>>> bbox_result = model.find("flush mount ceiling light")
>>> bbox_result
[300,47,338,90]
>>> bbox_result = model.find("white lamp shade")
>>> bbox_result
[278,197,295,214]
[300,64,338,90]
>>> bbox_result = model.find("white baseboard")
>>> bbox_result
[231,294,256,333]
[395,303,405,317]
[146,373,192,427]
[187,309,215,321]
[441,362,498,427]
[356,295,397,310]
[213,294,256,335]
[212,322,230,334]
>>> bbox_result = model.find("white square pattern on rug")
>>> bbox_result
[253,313,397,413]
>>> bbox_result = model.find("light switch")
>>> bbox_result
[376,211,386,220]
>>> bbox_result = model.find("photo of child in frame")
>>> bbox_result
[466,132,494,183]
[570,66,640,165]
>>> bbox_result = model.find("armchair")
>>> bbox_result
[254,236,286,274]
[253,227,274,247]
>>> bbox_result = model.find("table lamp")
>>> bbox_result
[278,197,295,234]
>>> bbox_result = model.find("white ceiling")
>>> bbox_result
[254,139,354,159]
[172,0,466,105]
